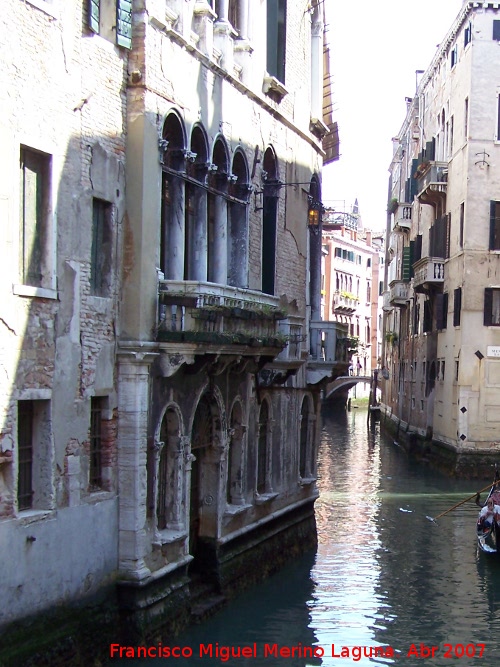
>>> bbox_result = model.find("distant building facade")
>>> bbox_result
[0,0,344,646]
[383,1,500,474]
[322,204,384,397]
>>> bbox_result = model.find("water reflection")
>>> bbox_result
[111,408,500,667]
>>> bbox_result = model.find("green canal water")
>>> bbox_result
[111,408,500,666]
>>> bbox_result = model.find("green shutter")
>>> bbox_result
[89,0,100,33]
[116,0,132,49]
[402,245,411,281]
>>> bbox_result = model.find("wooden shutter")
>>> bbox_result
[484,288,493,326]
[453,287,462,327]
[493,20,500,41]
[402,245,411,281]
[116,0,132,49]
[88,0,100,33]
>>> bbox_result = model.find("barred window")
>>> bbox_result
[18,401,34,511]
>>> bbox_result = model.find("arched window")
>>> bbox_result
[262,147,280,295]
[228,149,250,287]
[207,137,230,284]
[185,124,209,281]
[160,112,187,280]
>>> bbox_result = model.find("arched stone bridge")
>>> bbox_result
[324,375,372,400]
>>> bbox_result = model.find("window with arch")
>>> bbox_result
[262,147,280,295]
[227,402,245,505]
[257,400,271,494]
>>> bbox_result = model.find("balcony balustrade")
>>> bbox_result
[307,320,349,385]
[333,290,358,314]
[393,203,412,231]
[413,257,445,292]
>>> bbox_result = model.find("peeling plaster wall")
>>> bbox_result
[0,0,125,626]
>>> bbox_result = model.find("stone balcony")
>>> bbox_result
[389,280,409,306]
[382,290,393,312]
[393,204,412,231]
[413,257,445,293]
[157,280,290,351]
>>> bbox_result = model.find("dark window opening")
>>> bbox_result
[17,401,34,511]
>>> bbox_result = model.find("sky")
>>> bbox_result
[322,0,464,230]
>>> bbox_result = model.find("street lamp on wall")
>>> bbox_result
[308,195,322,233]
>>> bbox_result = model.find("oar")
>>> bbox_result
[426,482,496,523]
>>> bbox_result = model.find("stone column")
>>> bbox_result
[310,14,324,122]
[117,348,158,582]
[213,193,228,284]
[165,176,185,280]
[214,0,233,70]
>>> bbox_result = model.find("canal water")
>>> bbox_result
[113,407,500,666]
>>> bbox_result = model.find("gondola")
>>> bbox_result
[476,474,500,556]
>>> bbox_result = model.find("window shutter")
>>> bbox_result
[402,245,411,281]
[116,0,132,49]
[88,0,100,34]
[453,287,462,327]
[484,288,493,326]
[493,20,500,41]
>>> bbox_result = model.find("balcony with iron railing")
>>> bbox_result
[415,162,448,205]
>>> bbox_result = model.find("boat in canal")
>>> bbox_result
[476,475,500,556]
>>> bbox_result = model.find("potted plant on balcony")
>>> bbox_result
[388,198,399,215]
[385,331,398,346]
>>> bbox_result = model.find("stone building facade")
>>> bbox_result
[383,1,500,475]
[0,0,343,647]
[117,0,343,634]
[322,205,384,385]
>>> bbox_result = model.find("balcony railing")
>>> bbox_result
[413,257,445,291]
[416,162,448,205]
[393,203,412,231]
[157,280,288,349]
[309,320,348,363]
[389,280,409,306]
